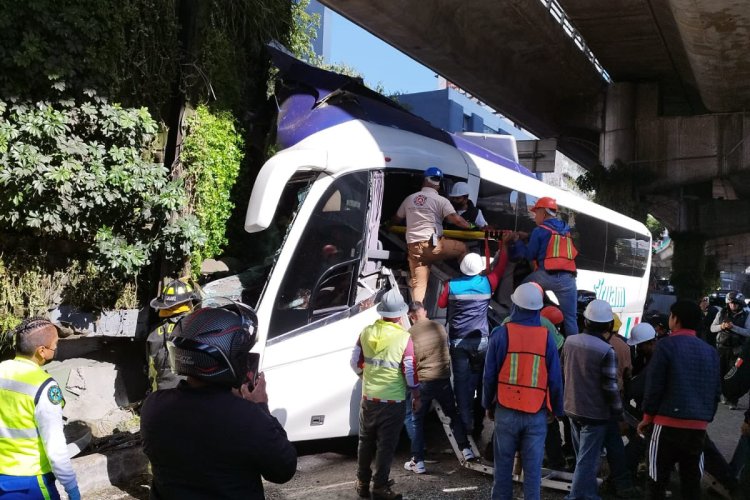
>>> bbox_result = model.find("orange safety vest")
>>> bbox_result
[539,225,577,272]
[497,323,551,413]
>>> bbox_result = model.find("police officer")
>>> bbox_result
[147,278,197,391]
[0,318,80,500]
[392,167,473,302]
[710,291,750,409]
[510,196,579,335]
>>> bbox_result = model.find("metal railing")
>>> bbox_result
[539,0,611,82]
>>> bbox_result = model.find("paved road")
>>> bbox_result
[90,394,747,499]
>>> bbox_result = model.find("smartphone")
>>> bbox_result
[244,352,260,389]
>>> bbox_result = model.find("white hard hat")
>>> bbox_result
[583,299,614,323]
[449,182,471,197]
[376,288,408,318]
[460,253,484,276]
[510,282,544,311]
[627,323,656,346]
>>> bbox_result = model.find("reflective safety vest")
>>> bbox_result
[448,275,492,339]
[497,324,551,413]
[0,357,56,476]
[360,320,410,401]
[539,225,577,272]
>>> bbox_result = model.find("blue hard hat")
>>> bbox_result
[424,166,443,178]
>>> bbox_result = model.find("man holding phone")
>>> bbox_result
[141,301,297,499]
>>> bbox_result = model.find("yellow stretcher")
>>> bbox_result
[387,225,508,241]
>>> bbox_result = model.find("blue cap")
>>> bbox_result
[424,166,443,179]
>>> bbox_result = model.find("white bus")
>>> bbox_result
[202,52,651,442]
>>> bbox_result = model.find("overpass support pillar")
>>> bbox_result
[601,83,635,167]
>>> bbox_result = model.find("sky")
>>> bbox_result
[325,10,438,95]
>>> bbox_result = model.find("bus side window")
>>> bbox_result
[570,212,607,272]
[476,182,519,231]
[268,172,369,338]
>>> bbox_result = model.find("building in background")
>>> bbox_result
[307,0,331,62]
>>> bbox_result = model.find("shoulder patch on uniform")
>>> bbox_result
[47,385,64,406]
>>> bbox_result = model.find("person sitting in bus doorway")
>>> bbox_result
[437,242,510,440]
[509,196,579,336]
[483,282,564,500]
[351,288,420,500]
[0,318,80,500]
[391,166,473,303]
[147,278,197,392]
[445,182,488,230]
[403,301,474,475]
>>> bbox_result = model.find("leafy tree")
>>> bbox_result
[0,87,204,277]
[576,160,655,224]
[182,105,244,272]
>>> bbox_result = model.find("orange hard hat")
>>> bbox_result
[530,197,558,212]
[541,305,564,325]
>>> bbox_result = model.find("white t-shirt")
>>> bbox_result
[396,187,456,243]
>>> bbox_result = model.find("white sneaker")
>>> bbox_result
[461,447,475,461]
[403,458,426,474]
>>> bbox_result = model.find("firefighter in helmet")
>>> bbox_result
[147,279,198,391]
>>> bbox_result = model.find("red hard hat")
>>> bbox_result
[531,197,558,212]
[541,305,564,326]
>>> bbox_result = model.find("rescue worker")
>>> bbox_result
[351,288,420,500]
[483,282,564,500]
[437,242,509,438]
[392,167,473,302]
[140,300,297,498]
[510,196,579,335]
[710,291,750,409]
[539,305,568,470]
[0,318,80,500]
[445,182,488,230]
[403,302,474,475]
[147,278,197,391]
[562,299,622,500]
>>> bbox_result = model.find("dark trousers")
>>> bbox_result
[545,419,566,469]
[646,424,706,500]
[357,399,405,488]
[603,419,633,491]
[408,378,469,461]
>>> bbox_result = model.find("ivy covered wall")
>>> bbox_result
[0,0,306,339]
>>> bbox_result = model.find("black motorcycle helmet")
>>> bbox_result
[167,299,258,388]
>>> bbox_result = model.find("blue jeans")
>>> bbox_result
[566,418,608,500]
[450,335,487,434]
[524,269,578,335]
[405,378,470,461]
[492,406,548,500]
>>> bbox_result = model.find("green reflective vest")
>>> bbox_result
[0,357,54,476]
[360,320,410,401]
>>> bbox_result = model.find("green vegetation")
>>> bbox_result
[182,105,244,273]
[0,87,203,277]
[576,160,655,224]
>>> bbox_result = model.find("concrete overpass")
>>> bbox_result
[319,0,750,271]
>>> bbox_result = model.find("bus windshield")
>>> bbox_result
[202,172,317,309]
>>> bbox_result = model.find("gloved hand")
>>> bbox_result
[66,486,81,500]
